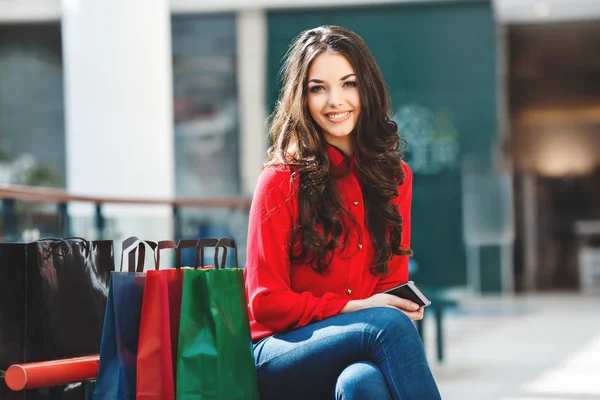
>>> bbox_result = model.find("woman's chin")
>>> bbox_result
[325,129,353,139]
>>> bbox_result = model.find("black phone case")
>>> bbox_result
[385,282,430,307]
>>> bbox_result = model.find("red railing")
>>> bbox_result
[5,356,99,391]
[0,184,252,240]
[0,184,252,208]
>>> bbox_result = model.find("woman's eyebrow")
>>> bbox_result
[308,74,356,84]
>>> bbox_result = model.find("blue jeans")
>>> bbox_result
[253,307,441,400]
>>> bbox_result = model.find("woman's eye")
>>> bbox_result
[344,81,357,88]
[309,85,324,93]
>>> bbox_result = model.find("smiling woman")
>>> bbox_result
[245,26,441,400]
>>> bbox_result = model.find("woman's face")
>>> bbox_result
[306,52,361,153]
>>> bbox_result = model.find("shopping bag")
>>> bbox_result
[135,240,178,400]
[0,238,113,400]
[29,238,114,358]
[176,238,259,400]
[0,243,27,400]
[135,238,218,400]
[93,238,156,400]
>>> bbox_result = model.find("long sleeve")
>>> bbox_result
[245,167,350,333]
[373,162,413,294]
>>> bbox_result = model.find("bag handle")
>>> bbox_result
[63,236,88,241]
[195,238,218,268]
[62,236,91,256]
[38,237,95,258]
[175,238,220,268]
[38,237,74,258]
[213,238,238,270]
[154,240,176,270]
[175,239,199,269]
[122,236,139,272]
[120,237,157,273]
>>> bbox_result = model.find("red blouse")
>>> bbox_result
[244,144,413,340]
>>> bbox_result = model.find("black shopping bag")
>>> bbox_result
[0,238,114,400]
[0,243,27,400]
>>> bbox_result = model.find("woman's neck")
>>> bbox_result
[325,136,354,156]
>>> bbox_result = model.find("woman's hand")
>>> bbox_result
[339,293,424,320]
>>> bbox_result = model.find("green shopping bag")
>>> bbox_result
[176,238,259,400]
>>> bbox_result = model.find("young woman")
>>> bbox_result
[244,25,441,400]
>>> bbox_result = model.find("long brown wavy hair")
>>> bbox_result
[266,25,412,275]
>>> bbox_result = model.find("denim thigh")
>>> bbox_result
[252,307,435,400]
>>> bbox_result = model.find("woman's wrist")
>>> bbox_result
[339,299,368,314]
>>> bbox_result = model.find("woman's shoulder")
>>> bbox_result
[400,160,413,183]
[252,165,299,214]
[259,164,296,182]
[392,160,412,187]
[391,161,412,205]
[256,164,299,195]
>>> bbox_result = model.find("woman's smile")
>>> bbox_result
[325,110,353,123]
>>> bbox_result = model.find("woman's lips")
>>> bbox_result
[325,111,352,123]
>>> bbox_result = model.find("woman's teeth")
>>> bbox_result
[327,111,350,119]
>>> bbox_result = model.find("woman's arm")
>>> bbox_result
[245,167,350,333]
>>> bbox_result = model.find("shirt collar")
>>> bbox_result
[326,143,355,176]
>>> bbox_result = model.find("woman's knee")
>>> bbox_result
[335,362,392,400]
[361,307,417,339]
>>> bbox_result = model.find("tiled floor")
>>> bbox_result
[423,292,600,400]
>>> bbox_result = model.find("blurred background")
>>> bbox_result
[1,0,599,398]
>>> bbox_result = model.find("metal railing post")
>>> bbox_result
[94,204,105,240]
[58,202,70,237]
[173,205,181,243]
[2,198,18,241]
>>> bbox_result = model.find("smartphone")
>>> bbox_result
[384,281,431,308]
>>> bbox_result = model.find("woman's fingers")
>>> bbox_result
[384,294,420,311]
[398,307,424,321]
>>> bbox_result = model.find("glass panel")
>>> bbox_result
[171,14,239,198]
[171,13,244,260]
[0,22,65,188]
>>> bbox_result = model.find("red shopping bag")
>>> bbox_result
[135,238,218,400]
[136,240,178,400]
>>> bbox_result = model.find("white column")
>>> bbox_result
[237,9,268,196]
[62,0,174,251]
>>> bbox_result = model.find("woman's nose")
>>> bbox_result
[327,88,344,107]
